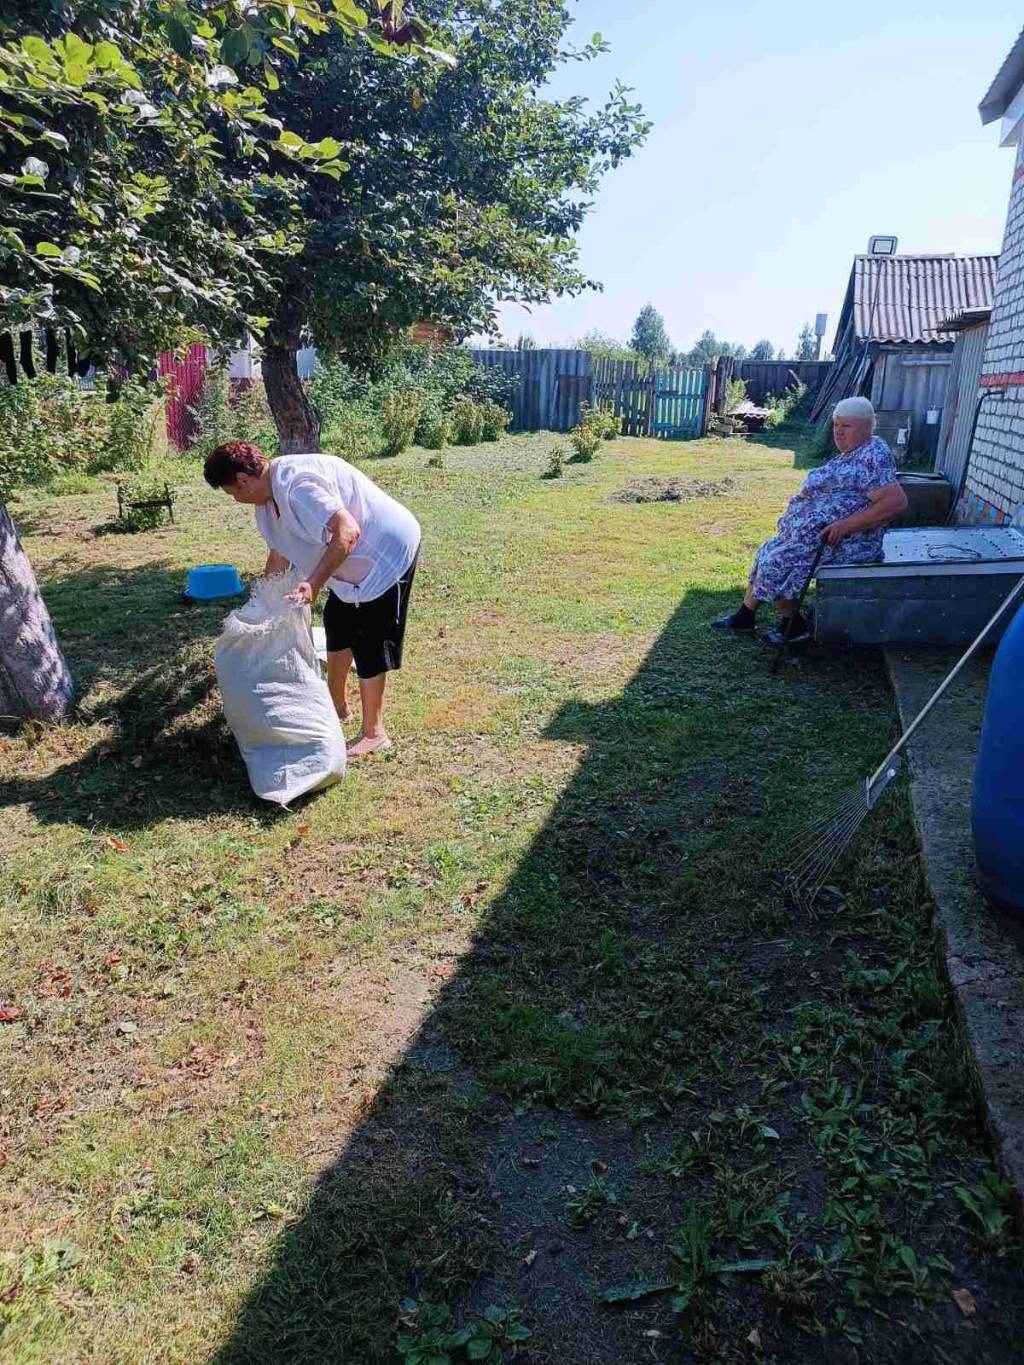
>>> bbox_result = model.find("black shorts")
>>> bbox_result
[322,557,417,679]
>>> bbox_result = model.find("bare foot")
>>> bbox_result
[347,733,393,758]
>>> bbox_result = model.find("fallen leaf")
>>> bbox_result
[181,1252,200,1274]
[0,1005,24,1024]
[130,756,143,769]
[747,1328,763,1349]
[523,1249,538,1267]
[104,952,123,970]
[591,1159,608,1174]
[116,1021,138,1035]
[952,1288,977,1316]
[295,823,310,837]
[521,1156,541,1168]
[105,837,128,852]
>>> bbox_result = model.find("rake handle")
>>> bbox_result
[868,570,1024,788]
[771,536,828,674]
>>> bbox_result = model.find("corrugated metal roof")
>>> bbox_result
[980,26,1024,124]
[937,308,993,332]
[852,255,997,344]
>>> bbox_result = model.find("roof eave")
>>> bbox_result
[980,26,1024,124]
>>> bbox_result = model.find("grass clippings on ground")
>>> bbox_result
[1,424,1023,1365]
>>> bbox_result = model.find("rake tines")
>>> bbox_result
[783,758,904,910]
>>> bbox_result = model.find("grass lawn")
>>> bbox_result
[2,426,1022,1364]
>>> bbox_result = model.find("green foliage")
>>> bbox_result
[380,389,423,458]
[630,303,672,365]
[88,381,160,474]
[568,402,617,461]
[109,478,174,533]
[307,357,366,430]
[724,377,747,414]
[574,329,644,367]
[188,367,277,461]
[796,322,818,361]
[322,400,383,462]
[751,339,775,361]
[478,399,511,442]
[0,373,162,498]
[396,1300,532,1364]
[416,399,452,450]
[764,382,808,429]
[542,442,566,479]
[0,2,439,359]
[450,396,484,446]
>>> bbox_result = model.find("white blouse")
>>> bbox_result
[254,453,421,606]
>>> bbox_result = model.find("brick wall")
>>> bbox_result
[964,137,1024,521]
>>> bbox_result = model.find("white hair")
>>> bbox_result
[833,396,875,427]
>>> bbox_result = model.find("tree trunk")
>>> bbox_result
[0,502,75,723]
[262,333,321,454]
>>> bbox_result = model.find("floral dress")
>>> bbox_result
[749,437,899,602]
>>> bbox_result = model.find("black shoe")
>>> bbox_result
[710,611,757,634]
[761,619,811,647]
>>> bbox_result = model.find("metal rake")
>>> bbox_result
[784,570,1024,910]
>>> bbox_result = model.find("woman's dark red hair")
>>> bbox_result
[203,440,267,488]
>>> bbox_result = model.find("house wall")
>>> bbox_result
[963,130,1024,523]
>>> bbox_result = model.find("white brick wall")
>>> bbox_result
[965,134,1024,518]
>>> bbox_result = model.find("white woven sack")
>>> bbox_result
[214,573,346,805]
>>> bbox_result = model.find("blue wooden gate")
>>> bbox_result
[652,366,706,438]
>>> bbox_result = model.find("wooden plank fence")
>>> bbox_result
[469,348,592,432]
[592,358,707,439]
[468,349,833,436]
[736,360,832,405]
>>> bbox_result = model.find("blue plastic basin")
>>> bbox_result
[186,564,244,600]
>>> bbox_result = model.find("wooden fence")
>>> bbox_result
[737,360,832,405]
[592,358,707,438]
[468,349,833,436]
[159,343,209,448]
[469,348,592,432]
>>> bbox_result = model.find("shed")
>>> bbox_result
[933,308,992,506]
[810,254,998,458]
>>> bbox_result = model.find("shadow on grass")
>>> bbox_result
[1,563,281,829]
[206,587,899,1365]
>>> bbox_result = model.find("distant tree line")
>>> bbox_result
[566,307,823,369]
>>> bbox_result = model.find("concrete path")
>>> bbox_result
[885,645,1024,1213]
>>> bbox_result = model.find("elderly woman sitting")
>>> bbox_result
[712,397,908,644]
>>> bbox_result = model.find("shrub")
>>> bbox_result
[461,360,521,410]
[764,382,808,428]
[189,366,277,460]
[416,399,451,450]
[307,355,364,429]
[542,442,566,479]
[379,389,422,457]
[0,373,163,499]
[725,378,747,414]
[478,399,511,442]
[323,399,382,461]
[88,380,160,474]
[568,403,611,462]
[450,396,484,445]
[600,408,622,440]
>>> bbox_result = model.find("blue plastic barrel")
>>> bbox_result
[185,564,244,600]
[972,596,1024,914]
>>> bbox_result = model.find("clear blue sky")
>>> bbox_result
[485,1,1018,357]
